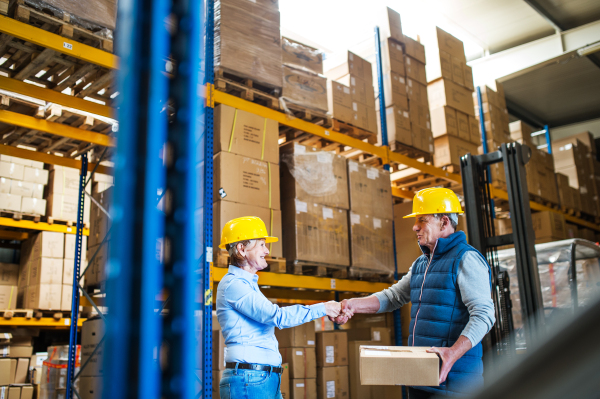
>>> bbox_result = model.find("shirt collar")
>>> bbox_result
[228,265,259,283]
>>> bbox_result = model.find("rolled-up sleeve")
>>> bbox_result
[374,263,415,313]
[224,279,326,329]
[458,252,496,347]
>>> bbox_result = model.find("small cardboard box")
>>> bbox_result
[325,52,372,85]
[8,346,33,358]
[327,81,354,123]
[28,232,65,260]
[23,167,48,185]
[433,27,466,62]
[0,162,24,181]
[20,198,46,216]
[213,330,226,371]
[281,364,290,399]
[19,386,33,399]
[428,78,475,116]
[64,234,88,261]
[456,111,470,141]
[381,7,403,44]
[291,378,317,399]
[381,72,407,110]
[406,78,429,107]
[316,331,348,368]
[347,162,393,220]
[81,318,105,377]
[468,115,481,144]
[404,55,427,86]
[359,346,439,386]
[9,180,33,197]
[532,211,566,240]
[0,193,21,212]
[346,327,391,345]
[317,366,349,399]
[337,74,375,109]
[276,323,316,349]
[279,348,316,379]
[348,213,394,273]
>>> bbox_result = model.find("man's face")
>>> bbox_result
[413,214,444,249]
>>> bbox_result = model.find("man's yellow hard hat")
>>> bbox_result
[219,216,278,249]
[403,187,464,218]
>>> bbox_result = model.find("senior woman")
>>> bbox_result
[217,216,342,399]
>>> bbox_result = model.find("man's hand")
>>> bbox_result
[324,301,342,318]
[427,336,472,384]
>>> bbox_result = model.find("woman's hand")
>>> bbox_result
[324,301,342,318]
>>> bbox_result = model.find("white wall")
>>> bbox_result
[550,118,600,141]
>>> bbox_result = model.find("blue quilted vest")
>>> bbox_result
[408,231,491,396]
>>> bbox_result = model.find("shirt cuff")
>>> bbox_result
[310,303,327,319]
[373,292,389,314]
[460,332,477,348]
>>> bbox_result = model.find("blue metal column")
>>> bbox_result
[374,25,405,398]
[65,154,88,399]
[544,125,552,154]
[476,86,495,219]
[104,0,169,397]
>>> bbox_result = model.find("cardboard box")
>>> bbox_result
[85,242,108,287]
[29,232,65,260]
[433,27,465,62]
[408,100,430,131]
[291,378,317,399]
[46,193,90,223]
[79,375,102,399]
[23,167,48,185]
[9,180,33,197]
[64,234,88,261]
[48,168,80,197]
[381,7,403,44]
[349,212,394,273]
[276,323,316,348]
[22,257,64,286]
[213,151,280,210]
[456,111,470,141]
[213,104,279,164]
[282,37,323,75]
[14,357,29,383]
[381,106,412,147]
[468,115,481,144]
[430,106,458,138]
[404,55,426,86]
[532,211,566,241]
[434,135,478,167]
[412,126,435,154]
[403,35,425,64]
[0,286,17,310]
[81,318,104,376]
[317,366,349,399]
[282,65,328,112]
[426,50,453,83]
[280,348,316,379]
[0,177,9,194]
[316,331,348,368]
[393,203,423,274]
[327,81,354,123]
[381,72,408,110]
[428,78,474,116]
[347,161,393,219]
[336,75,374,109]
[281,364,290,399]
[552,132,595,155]
[346,327,391,345]
[280,143,349,209]
[406,78,429,106]
[380,38,405,75]
[7,346,32,358]
[214,0,282,89]
[0,358,9,385]
[211,370,224,397]
[463,64,474,91]
[0,264,18,286]
[0,162,24,181]
[0,193,21,212]
[325,52,373,85]
[348,341,373,399]
[26,284,61,310]
[213,201,282,257]
[359,346,439,386]
[60,284,72,311]
[212,329,226,371]
[451,57,464,87]
[478,85,501,109]
[20,198,46,216]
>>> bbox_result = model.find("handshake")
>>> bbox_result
[324,299,354,325]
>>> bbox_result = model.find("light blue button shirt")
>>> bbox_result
[216,265,327,366]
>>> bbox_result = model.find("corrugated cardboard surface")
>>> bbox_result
[316,331,348,368]
[433,135,478,167]
[359,346,439,386]
[325,52,373,85]
[406,79,429,107]
[403,36,426,64]
[382,72,408,110]
[81,318,104,376]
[347,162,393,220]
[79,376,103,399]
[532,211,566,240]
[26,284,61,310]
[380,106,411,147]
[0,286,17,310]
[212,330,226,370]
[282,66,328,112]
[280,143,349,210]
[291,378,317,399]
[276,323,316,348]
[430,106,458,138]
[279,348,316,379]
[428,79,474,116]
[337,74,375,109]
[346,328,391,345]
[434,27,466,62]
[405,55,427,86]
[0,263,18,286]
[327,80,354,122]
[213,104,279,164]
[282,37,323,75]
[348,212,394,272]
[317,366,349,399]
[393,202,423,274]
[281,364,290,399]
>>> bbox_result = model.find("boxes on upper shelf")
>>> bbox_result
[282,65,328,112]
[380,7,403,44]
[337,74,376,109]
[404,55,426,86]
[434,135,478,168]
[347,161,393,220]
[348,212,394,273]
[282,36,324,75]
[403,35,425,64]
[428,79,474,116]
[381,72,408,110]
[327,80,354,123]
[325,52,373,85]
[380,106,412,147]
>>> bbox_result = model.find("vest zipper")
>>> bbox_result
[412,241,437,346]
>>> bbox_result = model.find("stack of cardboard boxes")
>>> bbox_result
[79,318,104,399]
[495,211,567,244]
[214,0,282,90]
[315,331,349,399]
[347,161,394,274]
[85,186,112,290]
[212,105,283,260]
[277,324,317,399]
[281,37,328,114]
[0,155,48,216]
[326,51,377,134]
[46,166,91,223]
[426,28,479,168]
[0,339,34,399]
[39,345,79,399]
[280,143,350,267]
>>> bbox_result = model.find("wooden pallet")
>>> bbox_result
[347,267,395,283]
[280,102,332,128]
[389,141,433,163]
[0,210,41,222]
[44,216,88,228]
[213,250,287,273]
[331,119,377,145]
[214,68,281,109]
[0,309,34,319]
[287,260,348,279]
[33,309,67,320]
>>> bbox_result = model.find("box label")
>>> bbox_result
[317,153,331,163]
[367,169,378,180]
[326,345,335,363]
[350,213,360,225]
[296,351,303,356]
[363,349,391,356]
[322,207,333,220]
[326,381,336,398]
[294,143,306,154]
[296,383,305,387]
[373,331,381,341]
[373,218,382,229]
[349,162,358,172]
[295,200,308,213]
[307,340,315,345]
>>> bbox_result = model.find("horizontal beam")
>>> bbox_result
[0,145,113,174]
[0,230,28,240]
[391,186,415,199]
[0,76,114,118]
[0,217,89,236]
[0,109,115,147]
[0,317,85,328]
[212,266,391,293]
[0,15,117,70]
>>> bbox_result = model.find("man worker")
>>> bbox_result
[333,187,495,398]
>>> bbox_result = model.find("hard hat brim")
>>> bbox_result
[218,236,278,249]
[403,211,464,219]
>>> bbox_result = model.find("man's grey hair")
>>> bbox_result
[226,239,256,266]
[433,213,458,231]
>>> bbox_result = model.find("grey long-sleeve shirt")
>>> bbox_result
[374,251,496,347]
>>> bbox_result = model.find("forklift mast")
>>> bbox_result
[460,142,545,358]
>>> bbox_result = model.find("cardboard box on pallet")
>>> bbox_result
[428,79,474,117]
[381,72,408,110]
[0,264,18,287]
[348,212,394,273]
[26,284,61,310]
[282,37,323,75]
[214,0,282,90]
[552,132,595,155]
[46,193,90,224]
[509,121,535,147]
[406,78,429,107]
[279,348,317,379]
[408,100,431,132]
[276,321,316,348]
[379,38,405,75]
[403,35,426,64]
[213,151,280,210]
[327,80,355,124]
[290,378,317,399]
[213,104,279,164]
[433,135,478,168]
[532,211,566,241]
[337,74,376,109]
[81,318,104,377]
[281,199,350,267]
[282,65,329,113]
[280,143,349,210]
[380,106,412,148]
[316,331,348,367]
[325,52,373,85]
[0,193,21,212]
[213,201,282,257]
[359,346,440,386]
[404,55,427,86]
[79,376,103,399]
[317,366,349,399]
[347,161,393,220]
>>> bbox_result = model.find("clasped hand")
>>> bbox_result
[323,299,353,325]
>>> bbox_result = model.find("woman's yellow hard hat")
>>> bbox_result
[403,187,464,218]
[219,216,278,249]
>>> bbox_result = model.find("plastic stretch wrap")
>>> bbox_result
[214,0,282,90]
[280,65,329,116]
[281,37,324,75]
[22,0,115,38]
[39,345,80,399]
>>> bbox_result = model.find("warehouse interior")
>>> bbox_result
[0,0,599,398]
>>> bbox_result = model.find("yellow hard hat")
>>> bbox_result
[219,216,278,249]
[403,187,464,218]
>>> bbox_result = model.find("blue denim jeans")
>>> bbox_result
[219,368,283,399]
